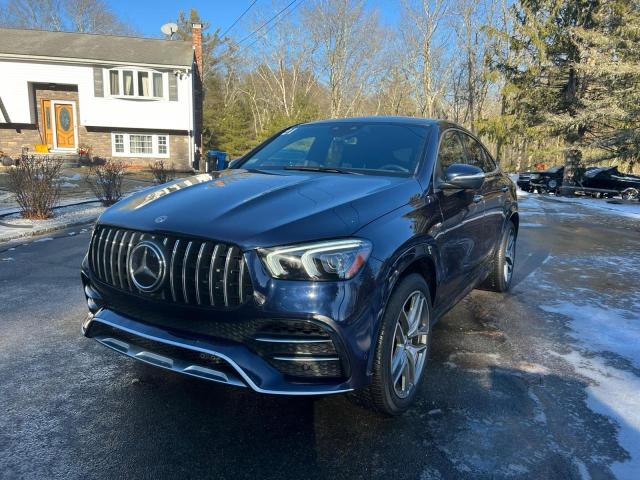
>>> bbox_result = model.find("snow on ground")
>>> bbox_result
[516,188,640,220]
[0,203,104,243]
[516,199,640,478]
[558,351,640,479]
[59,173,81,181]
[550,195,640,220]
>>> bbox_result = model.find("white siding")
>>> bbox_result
[0,60,193,131]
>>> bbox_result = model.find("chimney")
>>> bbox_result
[191,22,203,77]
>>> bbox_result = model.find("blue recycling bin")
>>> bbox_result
[205,150,227,172]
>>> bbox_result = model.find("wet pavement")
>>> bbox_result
[1,193,639,479]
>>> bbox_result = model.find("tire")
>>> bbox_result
[483,221,516,292]
[348,273,432,416]
[622,188,639,200]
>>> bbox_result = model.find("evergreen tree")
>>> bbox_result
[567,0,640,172]
[499,0,599,187]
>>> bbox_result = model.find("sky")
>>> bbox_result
[108,0,400,39]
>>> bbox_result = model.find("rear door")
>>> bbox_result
[432,130,486,309]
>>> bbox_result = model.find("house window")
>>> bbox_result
[158,135,167,154]
[108,68,165,99]
[153,73,163,98]
[110,70,120,95]
[138,72,149,97]
[114,134,124,153]
[123,70,134,96]
[111,133,169,157]
[130,135,153,154]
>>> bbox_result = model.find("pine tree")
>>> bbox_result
[499,0,599,188]
[566,0,640,172]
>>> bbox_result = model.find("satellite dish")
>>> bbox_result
[161,22,178,37]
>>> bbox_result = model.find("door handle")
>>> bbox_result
[501,186,509,192]
[473,194,483,203]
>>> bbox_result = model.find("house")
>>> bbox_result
[0,25,204,170]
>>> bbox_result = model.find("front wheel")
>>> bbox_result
[348,274,432,416]
[482,221,516,292]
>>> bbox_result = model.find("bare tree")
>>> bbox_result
[1,0,63,30]
[2,0,132,34]
[450,0,495,132]
[63,0,130,34]
[400,0,451,118]
[243,6,320,126]
[302,0,384,117]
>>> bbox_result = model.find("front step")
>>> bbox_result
[30,153,80,168]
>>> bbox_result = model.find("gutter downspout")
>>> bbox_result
[187,68,194,170]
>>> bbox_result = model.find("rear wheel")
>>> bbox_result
[622,188,639,200]
[348,274,432,416]
[483,221,516,292]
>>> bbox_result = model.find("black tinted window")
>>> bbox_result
[461,134,496,172]
[436,130,466,178]
[241,123,429,175]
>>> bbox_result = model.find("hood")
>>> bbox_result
[98,169,421,248]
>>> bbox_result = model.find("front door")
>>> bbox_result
[432,129,486,310]
[41,100,53,146]
[54,103,75,149]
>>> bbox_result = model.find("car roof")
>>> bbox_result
[302,116,448,128]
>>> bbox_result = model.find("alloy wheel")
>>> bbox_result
[503,228,516,284]
[390,291,430,399]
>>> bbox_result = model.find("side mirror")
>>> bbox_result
[440,163,485,190]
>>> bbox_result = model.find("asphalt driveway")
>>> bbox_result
[1,194,639,479]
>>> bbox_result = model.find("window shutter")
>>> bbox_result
[168,73,178,101]
[93,67,104,97]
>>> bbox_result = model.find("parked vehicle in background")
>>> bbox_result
[80,117,519,416]
[530,166,564,194]
[516,171,536,192]
[581,166,640,200]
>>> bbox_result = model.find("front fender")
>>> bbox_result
[355,200,443,375]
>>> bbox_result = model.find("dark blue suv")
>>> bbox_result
[81,117,518,415]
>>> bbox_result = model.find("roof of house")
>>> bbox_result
[0,28,194,68]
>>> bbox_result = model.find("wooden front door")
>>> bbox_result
[54,103,75,149]
[40,100,53,146]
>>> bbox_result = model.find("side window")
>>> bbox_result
[462,134,494,173]
[436,130,466,179]
[482,147,497,172]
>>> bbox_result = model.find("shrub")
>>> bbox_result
[85,159,129,206]
[149,160,176,185]
[7,155,63,219]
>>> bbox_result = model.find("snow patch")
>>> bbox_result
[33,237,53,243]
[540,302,640,370]
[573,458,591,480]
[558,351,640,479]
[520,222,545,228]
[59,173,81,181]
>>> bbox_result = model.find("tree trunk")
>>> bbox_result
[561,148,582,196]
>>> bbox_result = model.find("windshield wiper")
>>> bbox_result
[283,165,362,175]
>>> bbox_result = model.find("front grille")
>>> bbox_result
[89,225,253,308]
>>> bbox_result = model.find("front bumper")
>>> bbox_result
[83,309,354,395]
[81,251,384,395]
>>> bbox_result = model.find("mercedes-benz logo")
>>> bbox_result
[127,240,166,293]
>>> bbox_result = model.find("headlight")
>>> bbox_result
[258,239,372,281]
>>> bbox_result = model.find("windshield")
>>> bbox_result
[239,122,430,176]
